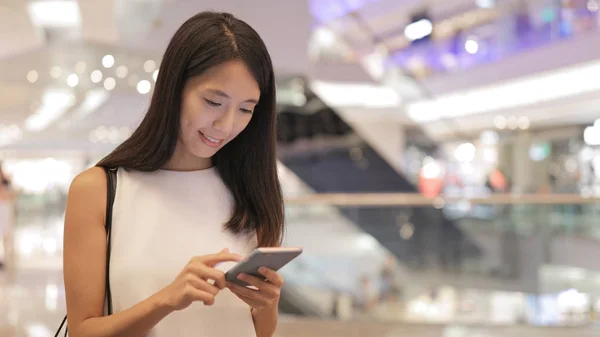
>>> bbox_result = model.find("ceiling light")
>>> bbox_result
[89,125,130,144]
[67,74,79,87]
[90,70,103,83]
[104,77,116,91]
[143,60,156,73]
[0,124,23,147]
[465,37,479,54]
[116,66,128,79]
[480,130,499,145]
[74,61,86,74]
[588,0,600,12]
[476,0,496,8]
[102,55,115,68]
[25,89,76,132]
[60,89,109,130]
[455,142,476,162]
[357,234,378,251]
[50,66,62,79]
[493,116,506,129]
[440,53,458,69]
[152,70,158,82]
[584,125,600,146]
[313,27,336,46]
[404,19,433,41]
[399,223,415,240]
[361,52,386,80]
[27,0,81,27]
[433,198,445,209]
[482,148,498,163]
[518,116,530,130]
[137,80,151,94]
[27,70,39,83]
[421,157,443,179]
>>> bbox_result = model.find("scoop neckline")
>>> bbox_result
[156,166,217,173]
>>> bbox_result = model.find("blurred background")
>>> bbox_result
[1,0,600,336]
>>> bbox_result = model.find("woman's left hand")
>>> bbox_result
[227,267,284,310]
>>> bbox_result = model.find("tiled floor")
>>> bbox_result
[0,215,66,337]
[0,268,66,337]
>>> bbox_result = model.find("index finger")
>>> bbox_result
[200,253,243,266]
[258,267,284,286]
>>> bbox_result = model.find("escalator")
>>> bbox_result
[276,77,481,271]
[277,255,344,317]
[278,285,331,317]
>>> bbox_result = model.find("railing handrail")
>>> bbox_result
[284,193,600,206]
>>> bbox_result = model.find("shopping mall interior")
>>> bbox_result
[1,0,600,336]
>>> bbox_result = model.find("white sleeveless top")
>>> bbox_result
[110,168,258,337]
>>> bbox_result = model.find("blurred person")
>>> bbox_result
[379,255,402,303]
[0,165,16,269]
[63,12,284,337]
[355,274,379,312]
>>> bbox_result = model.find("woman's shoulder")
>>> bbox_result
[66,166,109,226]
[68,167,108,207]
[70,166,107,192]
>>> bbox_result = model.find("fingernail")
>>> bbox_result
[238,273,246,280]
[259,267,267,273]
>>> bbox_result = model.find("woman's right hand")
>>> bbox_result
[158,249,242,311]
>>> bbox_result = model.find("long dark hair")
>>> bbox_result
[98,12,283,247]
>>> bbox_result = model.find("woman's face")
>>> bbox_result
[177,60,260,164]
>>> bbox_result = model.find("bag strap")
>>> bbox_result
[105,167,117,315]
[55,166,117,337]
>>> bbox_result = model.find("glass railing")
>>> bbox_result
[280,193,600,326]
[5,191,600,332]
[287,192,600,236]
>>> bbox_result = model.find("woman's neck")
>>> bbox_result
[163,144,213,172]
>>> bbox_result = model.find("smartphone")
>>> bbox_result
[225,247,303,287]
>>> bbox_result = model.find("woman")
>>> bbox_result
[63,12,285,337]
[0,165,15,269]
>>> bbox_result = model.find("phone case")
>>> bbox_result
[225,248,302,287]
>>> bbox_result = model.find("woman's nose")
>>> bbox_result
[212,108,236,135]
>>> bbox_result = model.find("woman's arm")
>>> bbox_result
[63,167,174,337]
[251,305,279,337]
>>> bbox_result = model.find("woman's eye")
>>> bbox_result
[240,108,253,114]
[204,99,221,107]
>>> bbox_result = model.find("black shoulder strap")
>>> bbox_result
[104,167,118,315]
[56,167,118,337]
